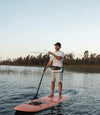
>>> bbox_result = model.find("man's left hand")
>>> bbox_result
[48,51,53,54]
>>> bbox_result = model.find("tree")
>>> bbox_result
[84,50,89,59]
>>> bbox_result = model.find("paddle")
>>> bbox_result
[33,54,49,99]
[33,73,44,99]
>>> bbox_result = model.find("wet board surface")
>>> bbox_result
[14,95,69,112]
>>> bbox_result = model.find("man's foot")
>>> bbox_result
[48,94,54,97]
[57,95,62,101]
[59,95,62,99]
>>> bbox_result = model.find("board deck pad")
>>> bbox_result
[14,95,69,112]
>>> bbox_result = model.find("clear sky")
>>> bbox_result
[0,0,100,59]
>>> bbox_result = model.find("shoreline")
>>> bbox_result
[1,64,100,69]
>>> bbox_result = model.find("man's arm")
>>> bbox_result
[48,51,62,60]
[43,60,52,73]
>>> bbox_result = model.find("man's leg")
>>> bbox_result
[48,81,55,97]
[48,72,55,97]
[58,82,62,97]
[51,81,55,95]
[56,72,63,98]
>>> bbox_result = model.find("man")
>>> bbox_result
[43,42,64,98]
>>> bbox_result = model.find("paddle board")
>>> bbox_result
[14,95,68,112]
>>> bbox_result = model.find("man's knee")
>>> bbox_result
[51,81,55,84]
[58,82,62,85]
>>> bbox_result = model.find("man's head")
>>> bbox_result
[54,42,61,51]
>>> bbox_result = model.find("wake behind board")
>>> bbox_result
[14,95,69,112]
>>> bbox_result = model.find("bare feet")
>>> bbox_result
[48,94,54,97]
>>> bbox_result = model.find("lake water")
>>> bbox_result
[0,65,100,115]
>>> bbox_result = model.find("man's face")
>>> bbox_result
[55,45,61,50]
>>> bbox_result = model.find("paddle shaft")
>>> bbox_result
[34,73,44,99]
[33,54,49,99]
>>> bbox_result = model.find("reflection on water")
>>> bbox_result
[0,65,100,115]
[1,65,100,74]
[0,65,43,75]
[64,66,100,73]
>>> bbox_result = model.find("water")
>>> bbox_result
[0,65,100,115]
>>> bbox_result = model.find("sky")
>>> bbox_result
[0,0,100,59]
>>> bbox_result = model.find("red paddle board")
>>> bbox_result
[14,95,68,112]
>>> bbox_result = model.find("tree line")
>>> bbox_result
[0,51,100,66]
